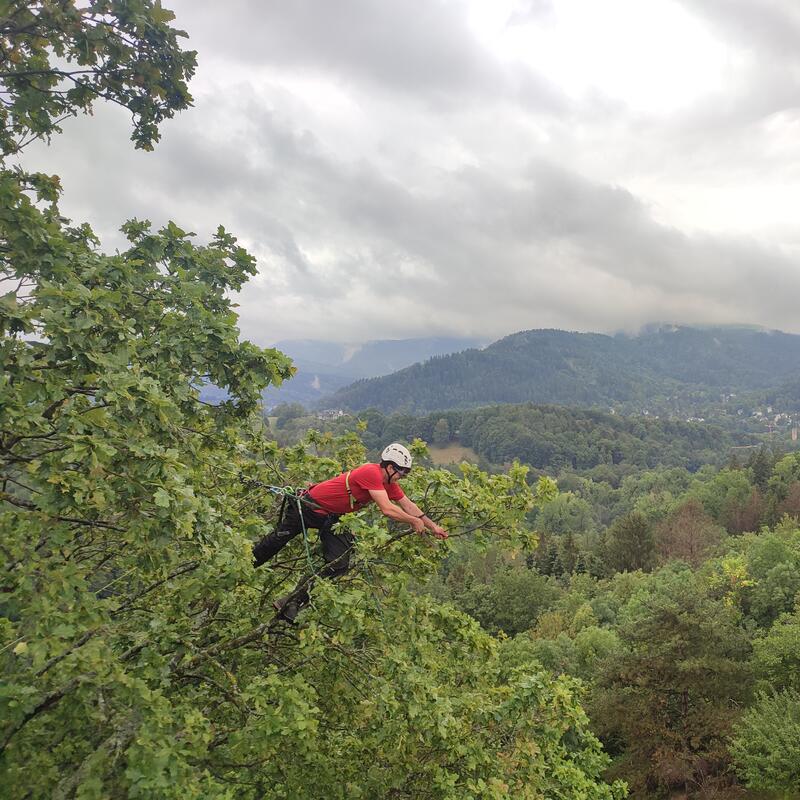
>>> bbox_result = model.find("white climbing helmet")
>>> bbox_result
[381,443,412,470]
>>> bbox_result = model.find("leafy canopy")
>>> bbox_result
[0,3,627,798]
[0,0,196,155]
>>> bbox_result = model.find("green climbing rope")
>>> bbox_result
[245,475,388,623]
[265,484,318,576]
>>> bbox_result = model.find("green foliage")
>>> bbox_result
[456,405,738,473]
[512,626,623,684]
[730,689,800,792]
[603,512,656,574]
[480,519,800,794]
[591,566,752,796]
[1,382,622,799]
[0,8,626,796]
[0,0,196,155]
[535,491,595,537]
[619,467,693,505]
[478,507,800,796]
[440,557,563,636]
[687,467,761,533]
[739,527,800,627]
[751,604,800,692]
[432,416,450,447]
[280,403,745,481]
[0,216,295,796]
[273,401,307,429]
[747,447,777,492]
[765,453,800,524]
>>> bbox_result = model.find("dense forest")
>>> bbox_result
[422,445,800,796]
[4,4,800,800]
[326,326,800,415]
[276,403,800,796]
[273,403,758,475]
[425,512,800,797]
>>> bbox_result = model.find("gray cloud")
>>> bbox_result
[17,0,800,346]
[661,0,800,132]
[188,0,497,94]
[181,0,568,114]
[677,0,800,59]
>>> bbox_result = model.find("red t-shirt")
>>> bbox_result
[308,463,405,515]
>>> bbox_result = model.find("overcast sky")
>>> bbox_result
[21,0,800,345]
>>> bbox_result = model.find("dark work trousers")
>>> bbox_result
[252,497,354,609]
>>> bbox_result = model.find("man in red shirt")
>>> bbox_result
[253,443,447,621]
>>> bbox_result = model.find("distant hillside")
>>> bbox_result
[761,375,800,412]
[273,403,754,475]
[325,326,800,414]
[261,336,485,407]
[274,337,486,378]
[355,404,754,473]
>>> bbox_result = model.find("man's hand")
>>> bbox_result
[410,517,426,534]
[428,523,448,540]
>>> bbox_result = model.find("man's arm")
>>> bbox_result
[397,495,448,539]
[368,489,426,533]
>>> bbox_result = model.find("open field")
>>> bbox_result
[428,443,480,465]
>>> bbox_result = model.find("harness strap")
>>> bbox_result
[344,470,355,511]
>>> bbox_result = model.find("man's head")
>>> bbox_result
[380,443,412,480]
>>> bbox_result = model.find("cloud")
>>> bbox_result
[676,0,800,59]
[181,0,570,116]
[188,0,497,95]
[15,0,800,347]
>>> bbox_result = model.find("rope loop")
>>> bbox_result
[245,474,392,628]
[260,483,318,576]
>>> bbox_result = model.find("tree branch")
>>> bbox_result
[111,561,199,616]
[35,628,102,677]
[51,715,138,800]
[0,674,87,755]
[0,491,126,531]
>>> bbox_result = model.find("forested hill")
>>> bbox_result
[260,335,484,406]
[326,326,800,413]
[353,404,750,473]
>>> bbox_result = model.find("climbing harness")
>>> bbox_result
[241,472,430,626]
[239,475,322,575]
[264,483,320,576]
[260,481,384,622]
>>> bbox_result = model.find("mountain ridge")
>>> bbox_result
[323,325,800,414]
[259,336,486,407]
